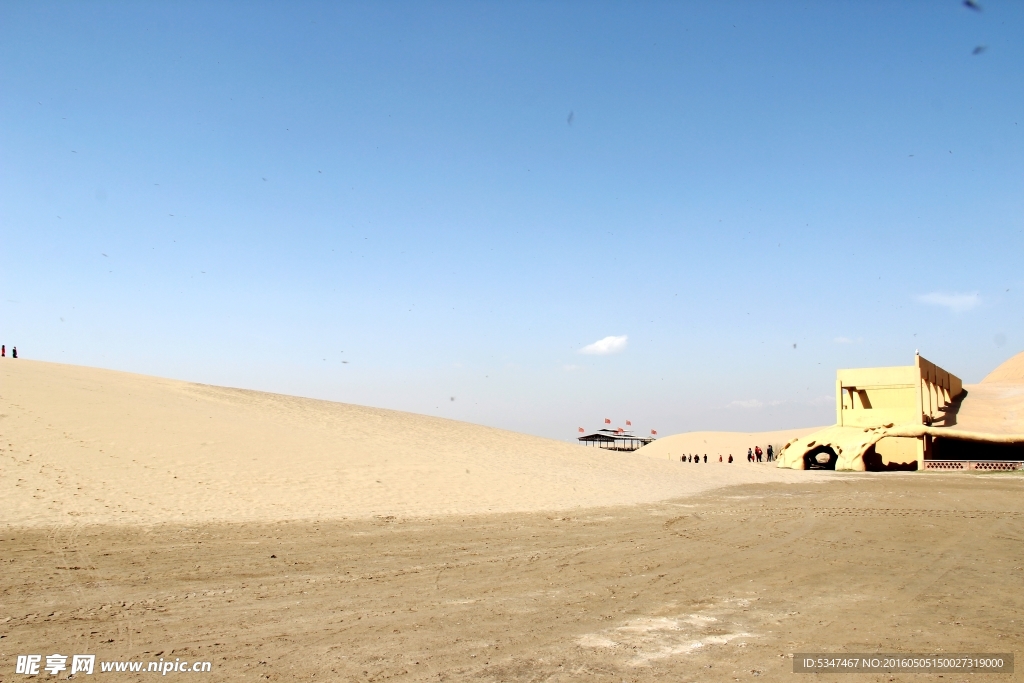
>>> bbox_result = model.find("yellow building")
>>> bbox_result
[836,354,962,429]
[778,353,969,471]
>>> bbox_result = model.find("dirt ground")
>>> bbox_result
[3,474,1023,682]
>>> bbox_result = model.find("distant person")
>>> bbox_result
[756,446,763,462]
[1,345,4,357]
[747,448,753,463]
[719,454,723,462]
[693,456,698,465]
[767,444,774,461]
[11,347,16,359]
[728,454,733,463]
[703,454,707,463]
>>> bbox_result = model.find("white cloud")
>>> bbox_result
[916,291,980,313]
[728,399,764,409]
[726,399,784,409]
[580,335,628,355]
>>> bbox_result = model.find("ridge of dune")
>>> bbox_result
[981,350,1024,384]
[0,360,828,526]
[638,427,825,461]
[947,384,1024,435]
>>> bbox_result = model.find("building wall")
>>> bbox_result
[835,356,963,430]
[836,366,921,428]
[874,436,920,466]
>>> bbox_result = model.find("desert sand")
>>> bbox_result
[637,427,822,462]
[1,360,826,527]
[955,351,1024,434]
[4,356,1024,682]
[4,477,1024,682]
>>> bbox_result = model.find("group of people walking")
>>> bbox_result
[679,444,775,465]
[680,453,730,463]
[1,345,15,358]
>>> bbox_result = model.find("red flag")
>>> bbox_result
[604,418,611,424]
[651,429,657,435]
[578,427,584,433]
[626,420,632,426]
[616,427,624,434]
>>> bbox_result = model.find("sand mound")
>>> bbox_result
[638,427,824,462]
[937,350,1024,434]
[949,383,1024,434]
[0,360,827,526]
[981,350,1024,384]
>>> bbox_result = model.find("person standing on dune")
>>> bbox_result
[728,454,733,463]
[1,345,4,357]
[11,347,16,359]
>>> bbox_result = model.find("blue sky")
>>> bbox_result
[2,1,1022,440]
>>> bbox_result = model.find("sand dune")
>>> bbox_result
[0,360,827,526]
[949,382,1024,435]
[637,427,824,462]
[981,349,1024,384]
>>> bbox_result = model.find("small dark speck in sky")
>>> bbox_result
[567,111,574,125]
[450,396,456,401]
[102,253,108,257]
[792,343,797,349]
[972,45,987,55]
[262,177,267,181]
[963,0,982,10]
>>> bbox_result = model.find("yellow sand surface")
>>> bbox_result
[637,426,824,461]
[981,349,1024,383]
[949,350,1024,435]
[948,382,1024,435]
[0,360,828,526]
[6,477,1023,682]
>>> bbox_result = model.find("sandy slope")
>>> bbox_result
[5,477,1021,682]
[948,350,1024,435]
[0,360,827,526]
[950,382,1024,434]
[981,349,1024,383]
[637,426,824,462]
